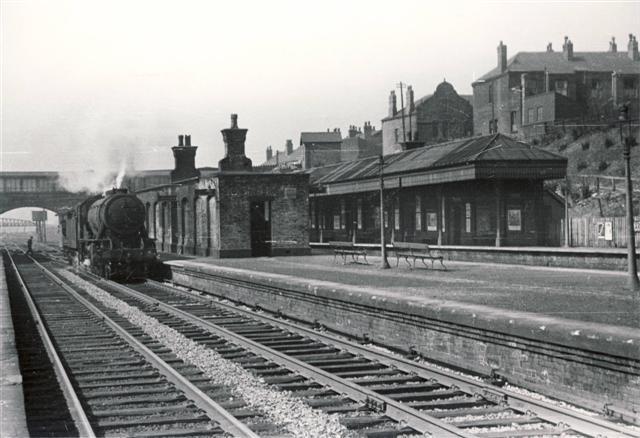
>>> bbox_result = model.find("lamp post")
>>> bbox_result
[618,103,640,292]
[379,155,390,269]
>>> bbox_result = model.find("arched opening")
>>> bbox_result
[180,197,188,254]
[208,196,218,254]
[0,207,61,248]
[145,202,151,235]
[195,196,207,255]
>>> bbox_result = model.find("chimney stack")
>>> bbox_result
[266,146,273,161]
[628,34,639,61]
[219,114,252,172]
[407,85,415,113]
[285,139,293,155]
[609,36,617,53]
[348,125,359,138]
[389,90,397,117]
[363,121,374,138]
[546,42,553,52]
[497,41,508,72]
[171,134,200,183]
[562,36,574,61]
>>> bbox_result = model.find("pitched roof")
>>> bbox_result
[311,134,566,185]
[478,51,640,82]
[300,131,342,144]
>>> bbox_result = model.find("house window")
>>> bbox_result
[441,121,449,139]
[507,208,522,231]
[591,79,602,98]
[415,195,422,231]
[432,123,439,138]
[623,78,638,98]
[510,111,517,132]
[536,106,543,121]
[555,80,568,96]
[357,199,363,230]
[528,108,535,124]
[426,212,438,231]
[465,203,472,233]
[488,84,493,103]
[394,128,399,143]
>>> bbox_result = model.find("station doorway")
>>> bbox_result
[250,200,271,257]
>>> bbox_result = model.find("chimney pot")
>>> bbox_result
[546,42,553,52]
[497,41,508,73]
[563,36,574,60]
[185,135,191,146]
[388,90,397,117]
[286,139,293,155]
[609,36,617,53]
[628,33,639,60]
[178,135,184,146]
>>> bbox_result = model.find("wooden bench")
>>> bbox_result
[329,241,368,265]
[392,242,446,270]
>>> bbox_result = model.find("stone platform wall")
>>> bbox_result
[168,262,640,413]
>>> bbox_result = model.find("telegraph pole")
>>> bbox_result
[397,82,407,143]
[619,104,639,292]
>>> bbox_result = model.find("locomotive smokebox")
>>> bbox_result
[87,190,146,237]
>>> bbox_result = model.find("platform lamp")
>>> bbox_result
[379,155,391,269]
[618,103,640,292]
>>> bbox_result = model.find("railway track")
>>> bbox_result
[66,265,638,437]
[6,249,638,437]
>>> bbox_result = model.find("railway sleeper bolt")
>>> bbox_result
[276,308,283,319]
[482,388,508,406]
[486,368,507,387]
[408,346,421,359]
[360,333,372,344]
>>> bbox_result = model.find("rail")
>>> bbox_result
[12,251,259,438]
[149,277,638,438]
[4,249,96,438]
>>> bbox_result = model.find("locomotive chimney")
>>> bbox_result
[219,114,252,172]
[171,134,200,183]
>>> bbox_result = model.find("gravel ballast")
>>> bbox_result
[58,269,353,438]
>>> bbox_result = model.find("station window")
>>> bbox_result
[537,106,543,121]
[465,203,472,233]
[384,210,389,229]
[357,199,363,230]
[394,128,399,143]
[528,108,535,124]
[426,212,437,231]
[507,208,522,231]
[510,111,517,133]
[333,213,340,230]
[340,200,346,230]
[310,205,316,229]
[415,195,422,231]
[394,202,400,231]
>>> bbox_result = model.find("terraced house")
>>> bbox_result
[473,34,640,137]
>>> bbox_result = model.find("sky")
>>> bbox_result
[2,0,639,175]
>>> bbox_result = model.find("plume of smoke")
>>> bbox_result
[57,137,138,193]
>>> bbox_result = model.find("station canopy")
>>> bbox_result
[309,133,567,195]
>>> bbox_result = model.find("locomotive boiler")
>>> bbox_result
[59,188,157,280]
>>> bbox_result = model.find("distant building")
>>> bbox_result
[381,81,473,155]
[260,123,382,170]
[341,122,382,162]
[473,35,640,137]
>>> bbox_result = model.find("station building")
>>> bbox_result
[133,115,310,258]
[309,133,567,247]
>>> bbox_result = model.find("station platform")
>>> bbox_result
[0,259,28,438]
[164,253,640,412]
[311,242,640,271]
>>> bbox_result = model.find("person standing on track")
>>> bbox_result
[26,236,34,255]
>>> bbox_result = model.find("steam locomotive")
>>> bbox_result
[59,188,157,280]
